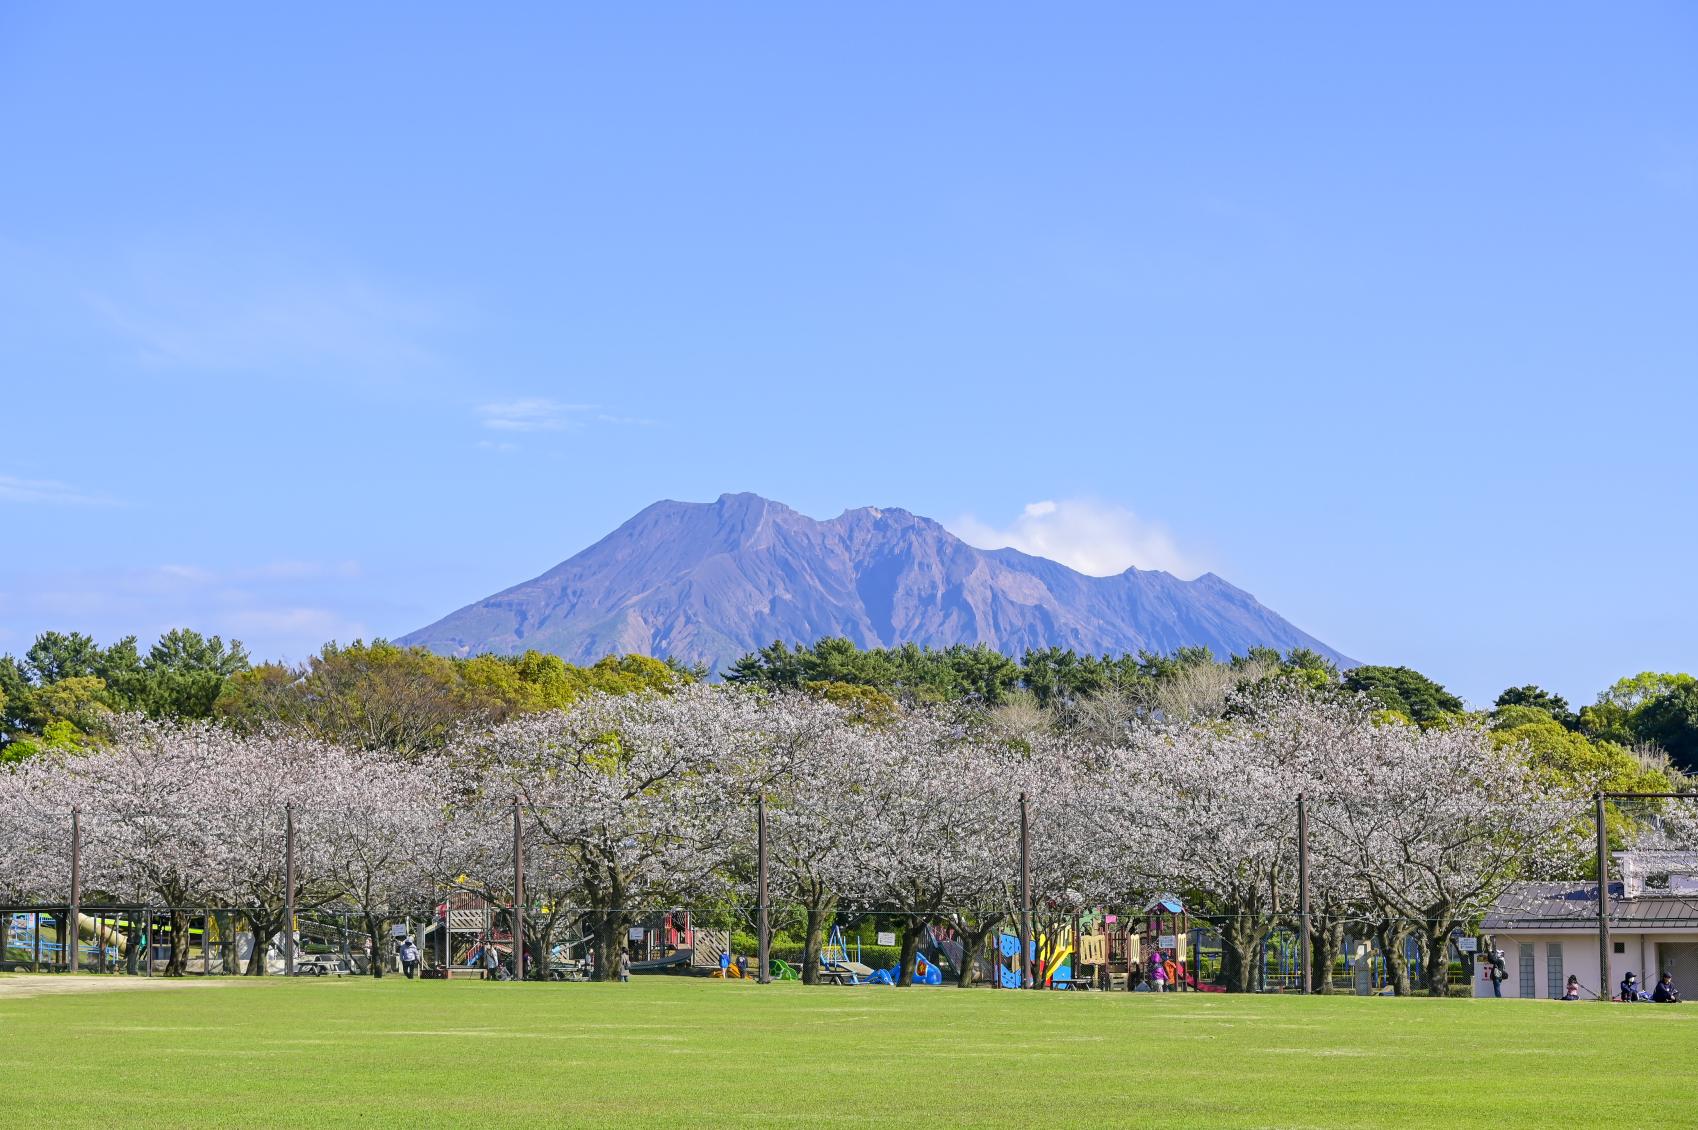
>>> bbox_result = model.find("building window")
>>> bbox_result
[1547,944,1564,999]
[1518,943,1535,999]
[1614,941,1626,954]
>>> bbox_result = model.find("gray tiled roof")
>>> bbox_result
[1484,881,1698,930]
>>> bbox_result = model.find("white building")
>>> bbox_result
[1477,851,1698,1000]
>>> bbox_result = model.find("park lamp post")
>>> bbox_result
[284,802,296,978]
[757,794,771,985]
[512,797,525,983]
[69,805,82,974]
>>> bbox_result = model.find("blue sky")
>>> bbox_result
[1,3,1693,707]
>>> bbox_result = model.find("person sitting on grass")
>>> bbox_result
[1620,972,1645,1002]
[1560,975,1580,1001]
[1651,972,1681,1004]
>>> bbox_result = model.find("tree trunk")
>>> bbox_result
[1310,917,1344,994]
[952,918,1002,989]
[801,902,831,986]
[896,920,922,987]
[365,913,387,978]
[167,909,190,976]
[245,913,275,975]
[1220,914,1267,993]
[1422,921,1454,998]
[1376,920,1413,996]
[592,910,624,983]
[532,917,552,982]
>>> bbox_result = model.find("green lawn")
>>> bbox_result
[1,975,1692,1127]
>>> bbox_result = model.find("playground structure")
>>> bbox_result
[629,909,706,972]
[1,904,385,976]
[817,925,876,984]
[1,897,1467,992]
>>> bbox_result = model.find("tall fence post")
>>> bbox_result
[512,796,525,983]
[757,793,771,985]
[68,805,82,974]
[1297,792,1310,995]
[283,802,296,978]
[1018,790,1032,990]
[1595,792,1610,1002]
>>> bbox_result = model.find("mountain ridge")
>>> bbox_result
[398,493,1357,673]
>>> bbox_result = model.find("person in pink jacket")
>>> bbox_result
[1148,949,1169,992]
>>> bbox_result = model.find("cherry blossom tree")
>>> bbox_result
[1309,707,1576,996]
[309,748,447,977]
[734,693,872,984]
[832,710,1017,986]
[453,686,756,980]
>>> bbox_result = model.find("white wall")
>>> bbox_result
[1474,931,1698,1000]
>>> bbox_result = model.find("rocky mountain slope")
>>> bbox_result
[399,493,1355,673]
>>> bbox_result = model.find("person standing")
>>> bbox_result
[400,937,420,980]
[619,950,632,983]
[1488,948,1507,998]
[1148,949,1168,993]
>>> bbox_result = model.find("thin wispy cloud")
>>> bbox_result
[80,230,449,376]
[477,398,594,432]
[0,475,116,506]
[0,558,372,663]
[949,499,1201,578]
[474,398,661,447]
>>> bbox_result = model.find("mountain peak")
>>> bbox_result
[400,494,1355,672]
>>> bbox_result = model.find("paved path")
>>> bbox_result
[0,974,234,1000]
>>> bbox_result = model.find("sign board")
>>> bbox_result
[1456,937,1478,953]
[876,931,896,946]
[1104,915,1117,924]
[1158,934,1177,950]
[628,926,645,941]
[390,924,408,937]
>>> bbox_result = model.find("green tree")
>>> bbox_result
[1635,683,1698,773]
[1492,717,1671,867]
[139,629,251,719]
[1494,685,1577,729]
[23,630,102,683]
[1341,665,1464,726]
[1579,672,1697,747]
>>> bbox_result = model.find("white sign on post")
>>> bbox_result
[1457,937,1478,953]
[628,926,645,941]
[876,931,896,946]
[1158,934,1177,949]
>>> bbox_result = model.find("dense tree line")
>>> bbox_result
[1,632,691,762]
[8,628,1696,786]
[8,677,1691,994]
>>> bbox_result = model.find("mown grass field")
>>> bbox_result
[1,974,1692,1127]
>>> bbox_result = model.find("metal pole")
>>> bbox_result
[1595,792,1610,1003]
[68,806,82,974]
[1298,793,1311,995]
[512,797,525,982]
[284,802,296,978]
[1018,791,1033,990]
[756,794,771,984]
